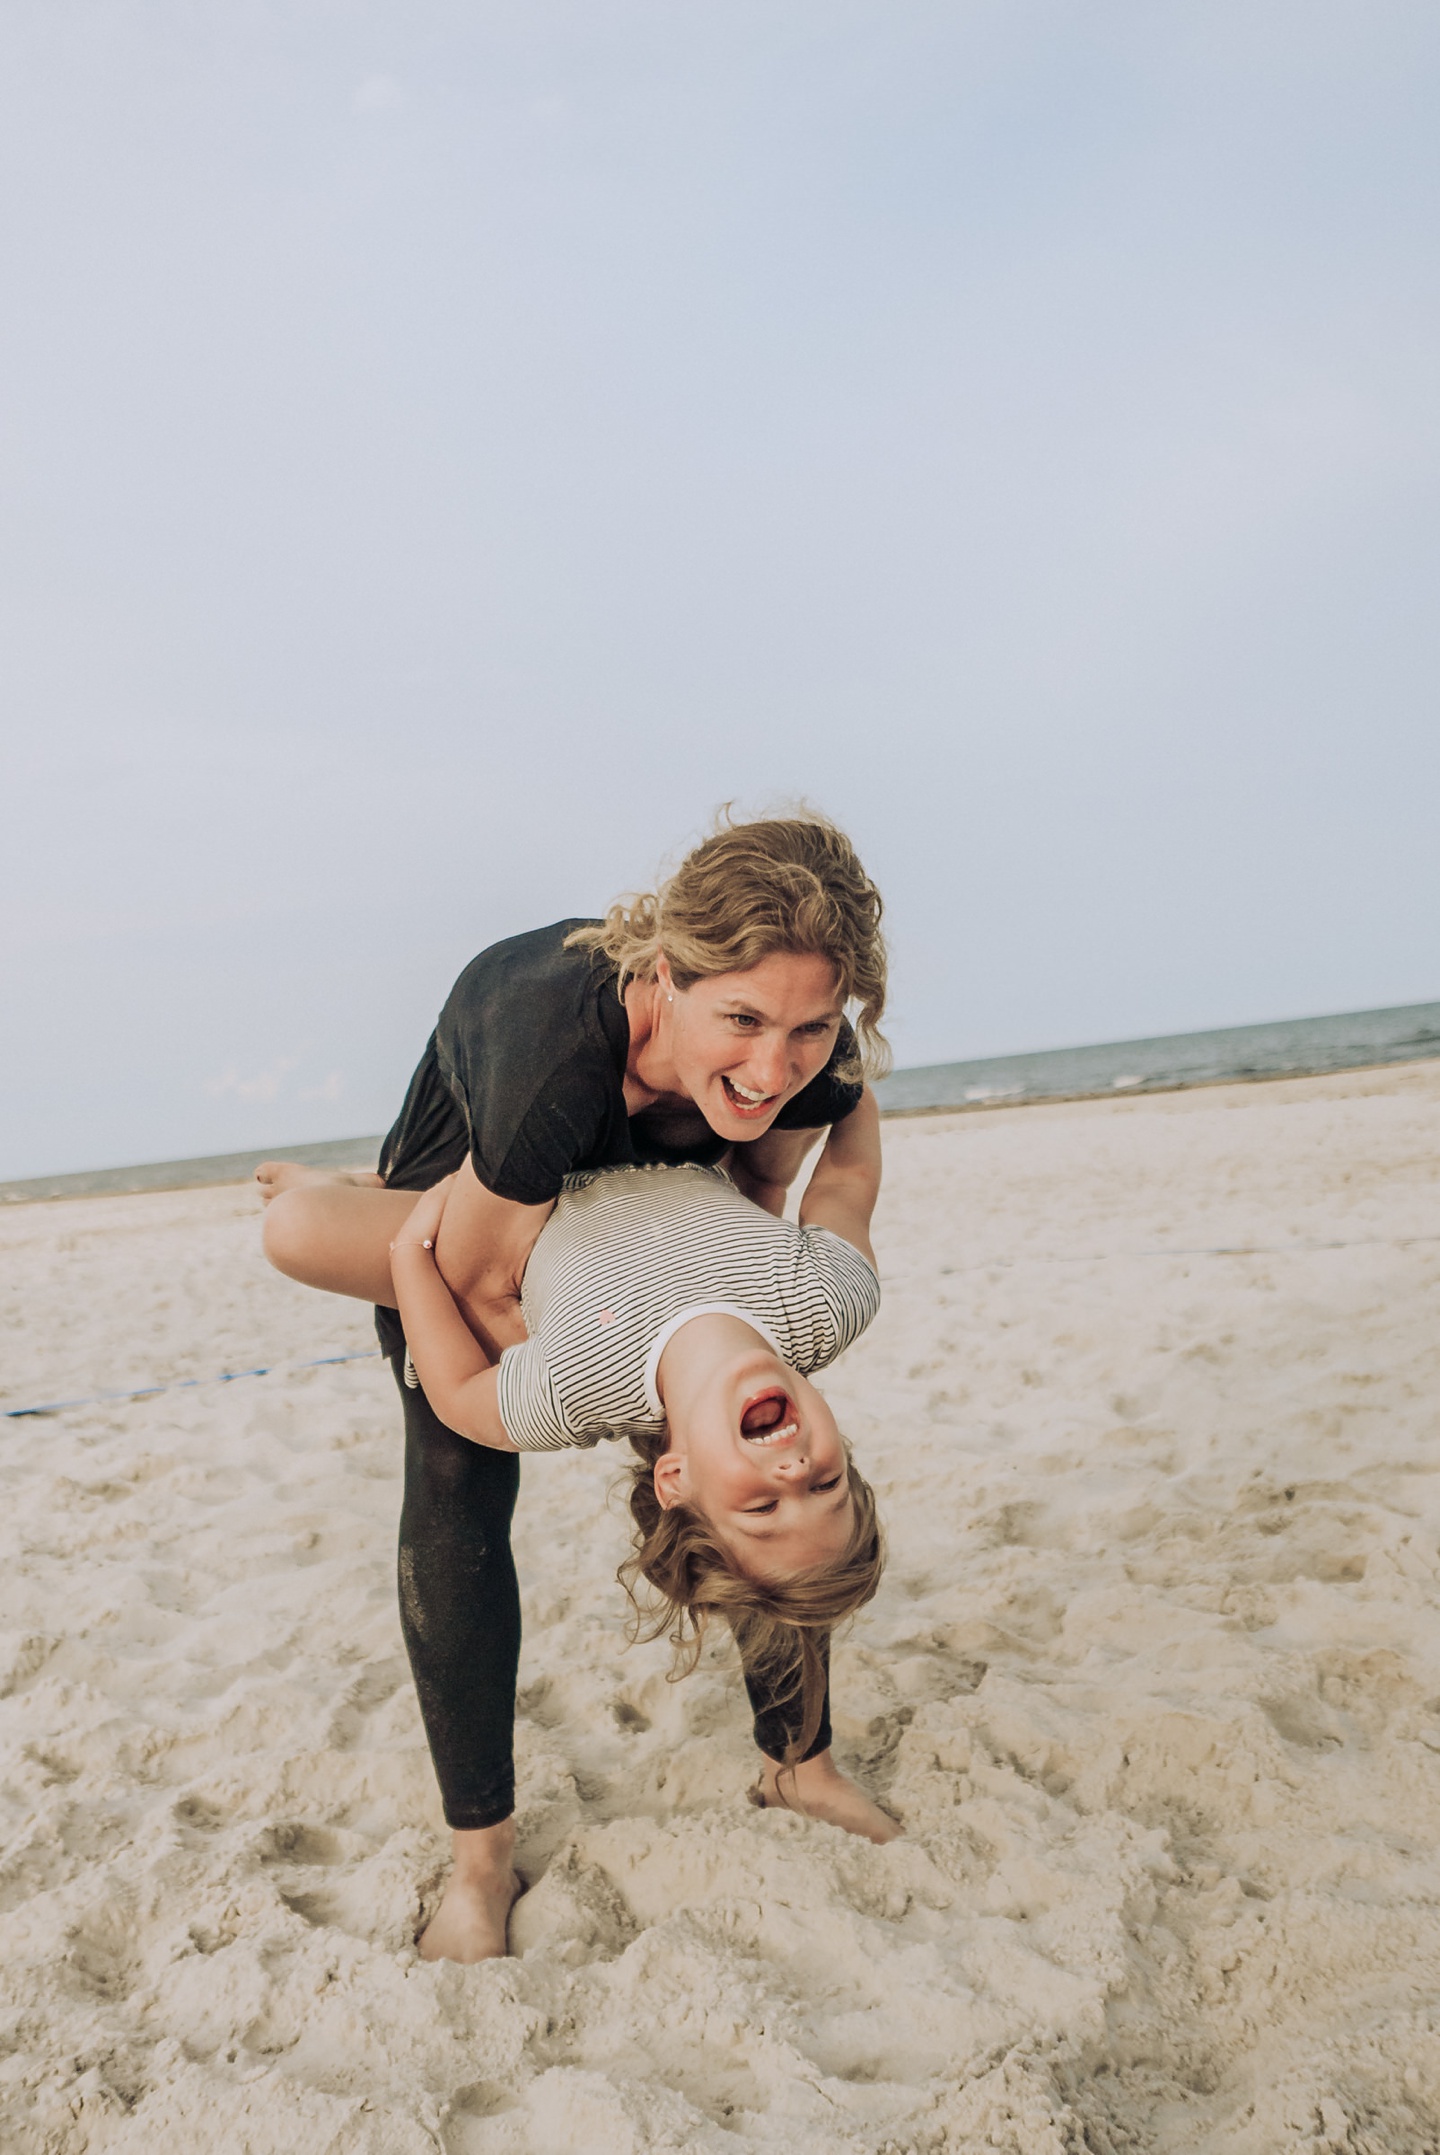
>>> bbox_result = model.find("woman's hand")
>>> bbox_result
[390,1175,456,1257]
[386,1173,517,1452]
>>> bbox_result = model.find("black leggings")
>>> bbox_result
[392,1355,831,1829]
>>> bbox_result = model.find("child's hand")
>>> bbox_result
[390,1175,455,1256]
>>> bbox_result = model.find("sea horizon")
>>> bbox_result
[5,994,1437,1207]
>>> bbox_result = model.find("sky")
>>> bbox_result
[3,0,1438,1179]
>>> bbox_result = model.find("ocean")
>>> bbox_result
[4,997,1438,1204]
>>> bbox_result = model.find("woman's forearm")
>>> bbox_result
[387,1179,520,1449]
[798,1090,881,1259]
[728,1159,789,1217]
[814,1086,881,1179]
[730,1126,825,1215]
[391,1241,500,1429]
[391,1243,516,1450]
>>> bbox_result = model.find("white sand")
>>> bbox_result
[3,1064,1440,2153]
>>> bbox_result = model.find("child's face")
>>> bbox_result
[657,950,845,1141]
[654,1363,855,1581]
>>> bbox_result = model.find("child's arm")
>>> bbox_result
[390,1182,520,1452]
[796,1088,881,1269]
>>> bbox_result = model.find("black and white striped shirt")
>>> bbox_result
[493,1163,880,1452]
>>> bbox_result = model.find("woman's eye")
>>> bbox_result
[729,1012,760,1028]
[743,1499,779,1514]
[812,1477,842,1494]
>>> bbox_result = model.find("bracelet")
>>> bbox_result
[389,1237,435,1254]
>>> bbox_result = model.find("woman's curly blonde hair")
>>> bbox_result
[617,1429,885,1766]
[567,808,890,1081]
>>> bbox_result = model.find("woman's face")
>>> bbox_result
[658,950,845,1140]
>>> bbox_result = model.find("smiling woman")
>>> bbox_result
[640,949,848,1129]
[256,809,895,1963]
[565,810,889,1072]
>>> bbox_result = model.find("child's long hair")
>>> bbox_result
[617,1429,885,1766]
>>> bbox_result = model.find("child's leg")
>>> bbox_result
[753,1751,901,1843]
[744,1646,900,1843]
[255,1159,385,1201]
[262,1179,420,1306]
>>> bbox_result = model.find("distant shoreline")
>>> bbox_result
[4,997,1437,1206]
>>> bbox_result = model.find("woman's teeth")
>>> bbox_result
[723,1076,773,1109]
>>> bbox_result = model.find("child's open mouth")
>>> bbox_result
[740,1389,799,1444]
[721,1075,777,1117]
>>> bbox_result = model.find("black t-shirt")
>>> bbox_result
[375,921,861,1355]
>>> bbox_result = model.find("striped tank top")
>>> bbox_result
[492,1162,880,1451]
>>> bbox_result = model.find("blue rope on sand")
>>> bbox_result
[3,1349,383,1420]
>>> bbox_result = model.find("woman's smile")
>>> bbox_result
[632,949,844,1138]
[720,1073,780,1117]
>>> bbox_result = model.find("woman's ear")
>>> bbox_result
[655,953,676,999]
[652,1449,686,1511]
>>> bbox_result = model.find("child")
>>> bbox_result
[265,1094,886,1769]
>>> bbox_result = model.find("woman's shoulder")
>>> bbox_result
[433,923,631,1203]
[446,919,613,1007]
[439,922,624,1067]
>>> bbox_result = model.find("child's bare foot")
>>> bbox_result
[753,1749,901,1843]
[254,1160,385,1204]
[417,1822,520,1963]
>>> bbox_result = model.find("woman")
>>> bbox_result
[261,811,893,1962]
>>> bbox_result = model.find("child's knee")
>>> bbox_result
[261,1187,320,1281]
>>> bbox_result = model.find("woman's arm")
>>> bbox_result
[796,1088,881,1268]
[390,1182,520,1452]
[432,1158,555,1360]
[729,1126,826,1216]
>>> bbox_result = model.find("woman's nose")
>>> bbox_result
[746,1040,789,1096]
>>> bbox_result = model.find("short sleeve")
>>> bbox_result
[797,1226,882,1367]
[495,1338,595,1452]
[434,924,630,1206]
[481,1052,616,1206]
[772,1019,864,1131]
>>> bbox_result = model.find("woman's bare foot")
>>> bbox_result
[418,1821,521,1963]
[254,1159,384,1205]
[753,1749,901,1843]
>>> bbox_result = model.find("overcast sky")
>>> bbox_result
[4,1,1438,1179]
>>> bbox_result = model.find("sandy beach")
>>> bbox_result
[3,1062,1439,2153]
